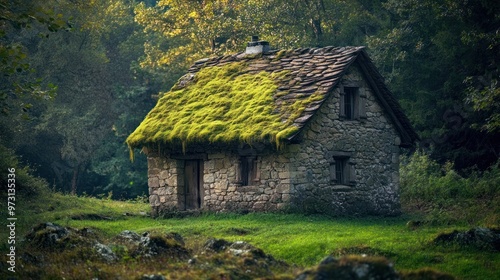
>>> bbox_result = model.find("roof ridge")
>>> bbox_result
[127,45,417,153]
[192,46,366,64]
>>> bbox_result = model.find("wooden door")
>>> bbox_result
[184,160,202,210]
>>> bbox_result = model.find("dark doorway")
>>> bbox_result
[184,160,202,210]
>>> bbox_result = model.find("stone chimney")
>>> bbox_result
[245,36,270,54]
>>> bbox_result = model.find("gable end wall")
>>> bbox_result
[286,64,401,215]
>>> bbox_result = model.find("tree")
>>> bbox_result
[134,0,387,88]
[8,0,152,196]
[0,0,70,196]
[367,0,500,169]
[0,0,68,117]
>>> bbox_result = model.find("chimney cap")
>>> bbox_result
[247,35,269,47]
[245,35,270,54]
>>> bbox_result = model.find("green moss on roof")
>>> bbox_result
[127,62,321,156]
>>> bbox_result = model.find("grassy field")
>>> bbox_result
[1,192,498,279]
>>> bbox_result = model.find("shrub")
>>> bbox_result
[400,150,442,202]
[400,150,500,204]
[465,161,500,198]
[0,144,50,197]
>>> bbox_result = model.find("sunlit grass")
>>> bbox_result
[63,212,499,279]
[4,193,499,280]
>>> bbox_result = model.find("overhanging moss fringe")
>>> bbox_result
[127,62,321,159]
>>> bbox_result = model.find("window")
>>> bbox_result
[238,156,259,186]
[335,158,348,184]
[344,87,356,120]
[340,85,366,120]
[330,156,356,185]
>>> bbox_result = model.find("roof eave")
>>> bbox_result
[355,50,419,146]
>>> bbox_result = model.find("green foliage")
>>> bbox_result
[1,0,155,197]
[134,0,388,90]
[127,62,321,155]
[0,144,49,196]
[465,74,500,132]
[400,150,500,225]
[0,0,69,116]
[401,151,500,203]
[88,85,151,198]
[367,0,500,169]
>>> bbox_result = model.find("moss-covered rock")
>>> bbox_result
[297,255,399,280]
[23,223,120,264]
[433,227,500,251]
[115,230,191,259]
[203,238,232,253]
[25,222,77,249]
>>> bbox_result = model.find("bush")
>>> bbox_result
[466,161,500,198]
[400,150,500,204]
[0,144,50,197]
[400,151,500,225]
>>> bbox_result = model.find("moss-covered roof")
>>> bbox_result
[127,46,418,155]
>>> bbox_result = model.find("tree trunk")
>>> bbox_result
[71,165,80,195]
[311,18,323,41]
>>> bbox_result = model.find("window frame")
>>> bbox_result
[237,155,260,186]
[339,83,366,121]
[329,152,356,186]
[334,157,348,184]
[343,87,357,120]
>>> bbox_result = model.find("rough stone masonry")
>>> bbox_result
[147,65,402,216]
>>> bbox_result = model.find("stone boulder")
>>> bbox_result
[116,230,145,244]
[296,255,400,280]
[228,240,256,256]
[434,227,500,251]
[116,230,190,259]
[93,242,118,262]
[201,238,287,273]
[203,239,267,258]
[141,275,166,280]
[203,238,232,253]
[25,222,118,262]
[166,232,185,246]
[25,222,73,249]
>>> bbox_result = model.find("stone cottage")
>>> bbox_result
[127,37,418,217]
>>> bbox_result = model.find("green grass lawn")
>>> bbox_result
[2,192,499,279]
[66,214,499,279]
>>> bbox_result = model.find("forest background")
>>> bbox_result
[1,0,499,199]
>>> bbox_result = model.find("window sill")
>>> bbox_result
[235,184,259,192]
[331,184,354,191]
[339,117,365,122]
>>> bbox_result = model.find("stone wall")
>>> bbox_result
[147,156,182,216]
[146,64,401,216]
[286,64,401,216]
[146,145,293,214]
[201,151,291,212]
